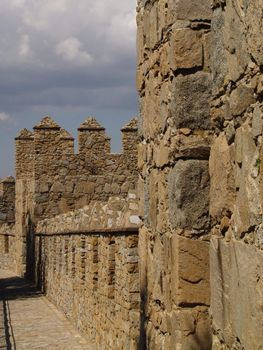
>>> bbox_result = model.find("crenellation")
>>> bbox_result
[12,115,139,222]
[78,117,111,160]
[33,116,63,179]
[15,128,34,179]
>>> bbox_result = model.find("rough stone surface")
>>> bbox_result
[211,238,263,350]
[175,0,212,21]
[137,0,212,348]
[169,160,210,230]
[172,236,210,306]
[171,72,212,129]
[209,134,235,219]
[209,1,263,348]
[170,28,203,71]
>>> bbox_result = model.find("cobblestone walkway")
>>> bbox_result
[0,269,92,350]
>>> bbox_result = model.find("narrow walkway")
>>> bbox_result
[0,269,92,350]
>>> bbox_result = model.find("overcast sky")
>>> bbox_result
[0,0,138,178]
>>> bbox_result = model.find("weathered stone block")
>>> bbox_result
[175,0,212,20]
[172,236,210,306]
[210,238,263,349]
[170,28,203,71]
[211,7,227,92]
[170,307,212,350]
[168,160,210,230]
[252,106,263,138]
[170,133,211,160]
[141,76,171,138]
[171,72,211,129]
[230,85,256,116]
[209,134,235,219]
[160,43,170,78]
[234,124,261,237]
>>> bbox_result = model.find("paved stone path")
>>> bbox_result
[0,269,92,350]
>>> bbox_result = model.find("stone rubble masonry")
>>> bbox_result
[34,192,141,350]
[137,0,212,349]
[0,177,16,271]
[0,224,15,270]
[209,0,263,348]
[0,177,15,225]
[12,115,138,276]
[16,115,138,221]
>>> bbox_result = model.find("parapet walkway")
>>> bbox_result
[0,269,92,350]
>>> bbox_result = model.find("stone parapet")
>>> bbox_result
[0,224,15,270]
[33,193,141,349]
[0,177,15,225]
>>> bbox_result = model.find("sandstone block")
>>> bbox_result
[210,238,263,349]
[171,236,210,306]
[170,28,203,71]
[171,307,212,350]
[234,124,261,237]
[252,106,263,138]
[168,160,210,230]
[160,43,170,77]
[171,133,211,160]
[209,134,235,220]
[229,85,256,116]
[171,72,211,130]
[242,0,263,66]
[153,140,169,167]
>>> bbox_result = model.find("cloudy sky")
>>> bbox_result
[0,0,138,178]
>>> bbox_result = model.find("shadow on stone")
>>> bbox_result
[0,276,42,302]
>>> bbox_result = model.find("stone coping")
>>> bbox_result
[36,192,141,235]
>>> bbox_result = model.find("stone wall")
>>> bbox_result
[0,177,15,225]
[14,115,138,277]
[34,193,141,350]
[0,177,16,270]
[16,116,138,221]
[209,1,263,348]
[0,225,15,270]
[137,0,212,348]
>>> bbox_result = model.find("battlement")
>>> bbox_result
[14,116,138,221]
[16,116,138,177]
